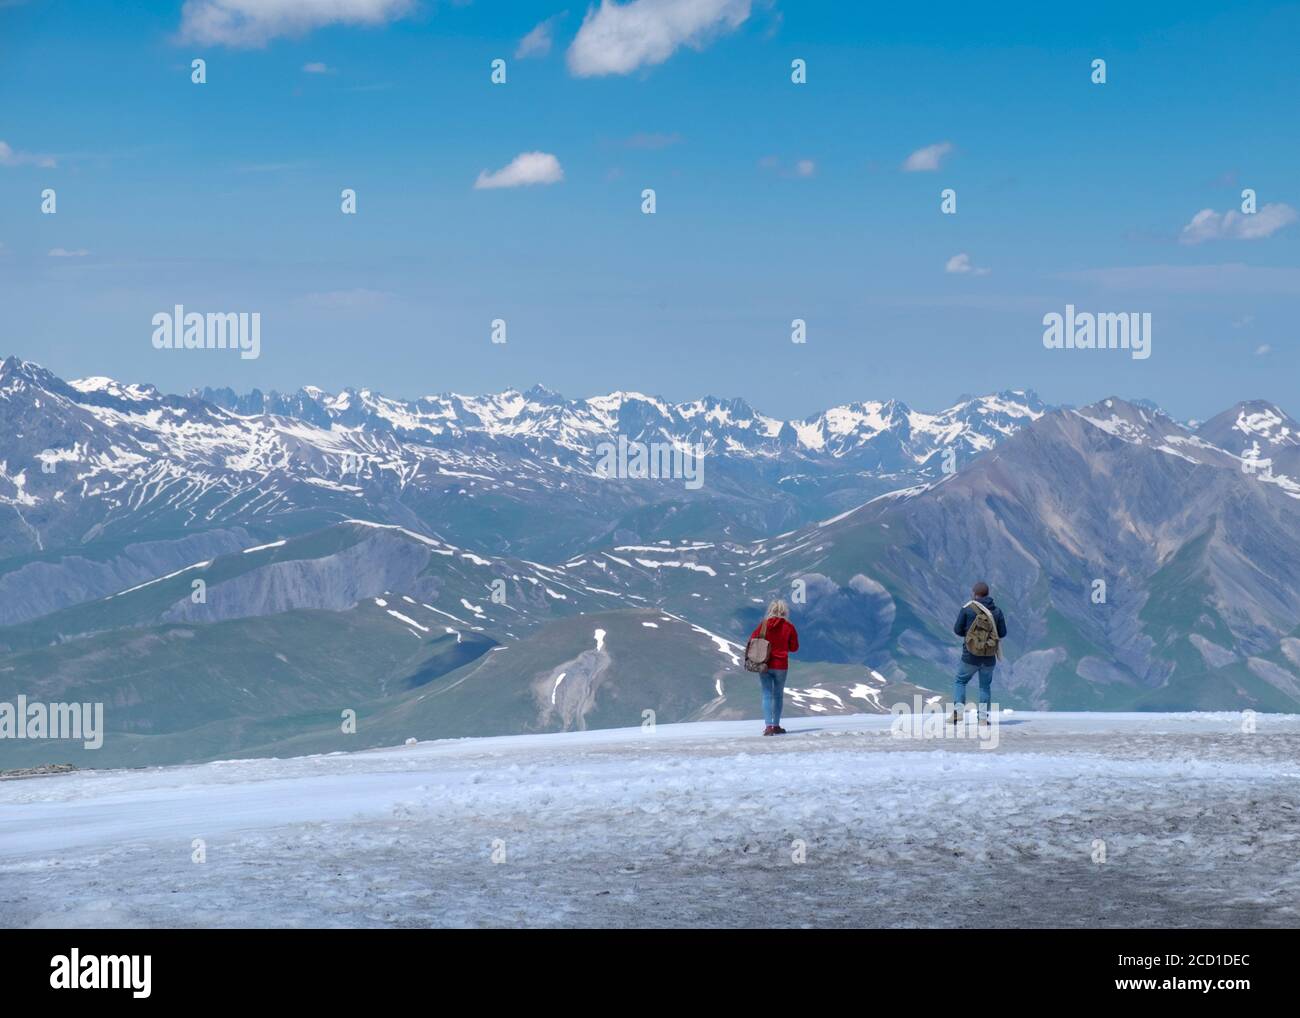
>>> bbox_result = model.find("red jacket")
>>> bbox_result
[750,617,799,670]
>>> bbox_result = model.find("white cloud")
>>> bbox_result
[902,141,952,172]
[945,252,989,276]
[567,0,751,78]
[1179,203,1297,244]
[474,152,565,190]
[1256,344,1272,356]
[178,0,414,48]
[758,155,815,179]
[48,248,89,258]
[517,15,562,59]
[0,140,56,168]
[302,61,331,74]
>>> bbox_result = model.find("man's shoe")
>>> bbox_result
[773,725,787,735]
[762,725,776,736]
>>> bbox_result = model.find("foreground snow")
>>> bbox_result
[2,713,1298,928]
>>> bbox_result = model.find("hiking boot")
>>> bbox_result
[762,725,776,736]
[773,725,787,735]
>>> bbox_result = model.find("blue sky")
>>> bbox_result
[1,0,1298,420]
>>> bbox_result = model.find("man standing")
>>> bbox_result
[952,581,1007,726]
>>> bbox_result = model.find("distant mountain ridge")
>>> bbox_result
[190,379,1049,467]
[1,355,1051,566]
[4,355,1300,766]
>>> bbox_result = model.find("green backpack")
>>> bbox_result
[964,601,1001,658]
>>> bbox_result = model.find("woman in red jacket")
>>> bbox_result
[750,598,799,736]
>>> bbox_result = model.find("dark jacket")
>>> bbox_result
[750,617,799,670]
[953,595,1007,667]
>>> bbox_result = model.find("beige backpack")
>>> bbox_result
[964,601,1001,658]
[745,618,772,672]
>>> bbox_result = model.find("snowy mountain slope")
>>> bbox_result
[0,526,258,626]
[5,355,1300,764]
[1195,399,1300,486]
[344,609,939,744]
[0,604,936,769]
[729,398,1300,711]
[0,356,1052,568]
[3,713,1297,928]
[5,391,1300,770]
[196,380,1047,469]
[0,519,631,653]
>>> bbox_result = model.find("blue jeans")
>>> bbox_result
[759,669,787,726]
[954,662,994,712]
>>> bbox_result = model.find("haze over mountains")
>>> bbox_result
[2,355,1299,768]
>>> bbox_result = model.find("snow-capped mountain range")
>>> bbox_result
[5,351,1298,590]
[5,354,1300,766]
[192,378,1047,465]
[0,355,1051,562]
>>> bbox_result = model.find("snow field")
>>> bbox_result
[1,713,1297,928]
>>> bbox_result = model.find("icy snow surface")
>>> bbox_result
[1,713,1297,928]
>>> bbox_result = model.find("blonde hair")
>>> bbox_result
[767,598,789,619]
